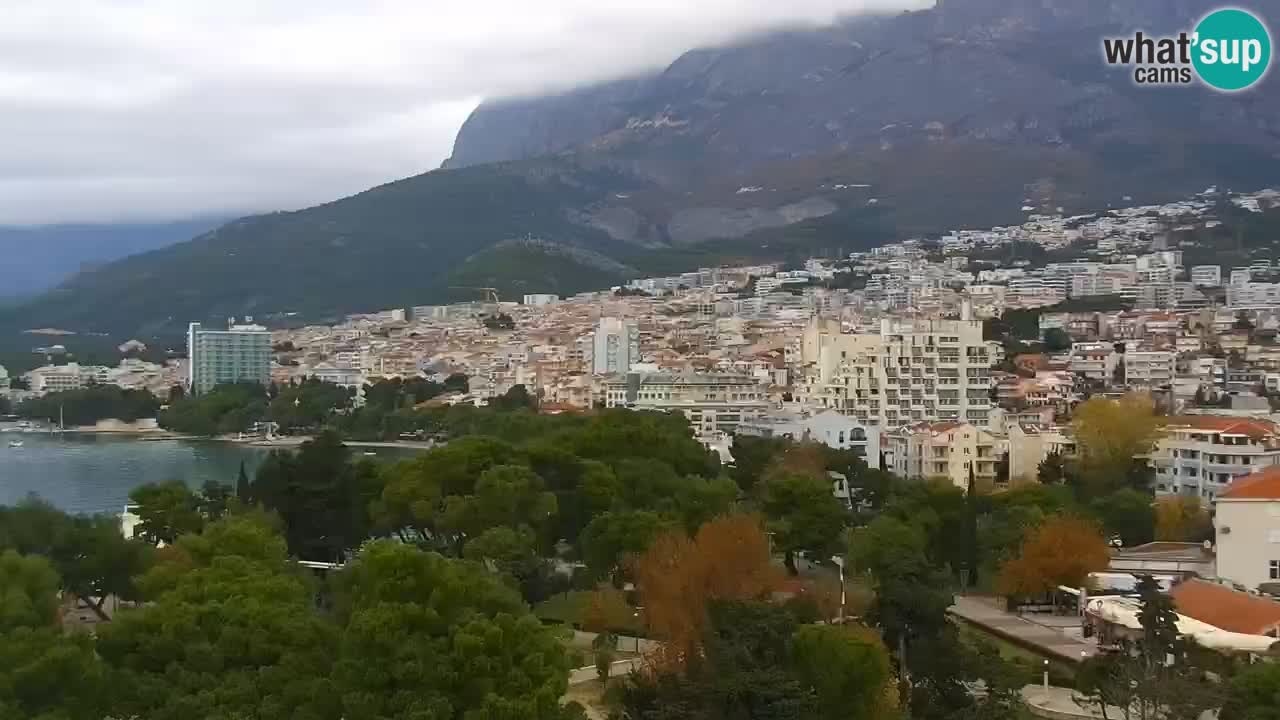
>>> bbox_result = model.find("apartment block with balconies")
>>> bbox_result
[1151,416,1280,502]
[799,310,993,428]
[884,421,1000,492]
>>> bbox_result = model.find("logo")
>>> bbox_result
[1102,7,1271,91]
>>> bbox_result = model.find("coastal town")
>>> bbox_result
[5,187,1280,720]
[7,187,1280,480]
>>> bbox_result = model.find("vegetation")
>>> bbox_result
[1075,576,1225,720]
[17,384,159,426]
[2,396,1257,720]
[996,515,1110,598]
[1071,393,1161,497]
[158,381,269,435]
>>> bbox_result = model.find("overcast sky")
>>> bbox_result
[0,0,922,226]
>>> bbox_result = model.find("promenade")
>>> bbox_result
[949,595,1098,663]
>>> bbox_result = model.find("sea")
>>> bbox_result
[0,430,415,516]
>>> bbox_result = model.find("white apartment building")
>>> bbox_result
[884,421,999,491]
[800,311,994,428]
[25,364,86,394]
[1123,351,1175,387]
[591,318,639,375]
[1069,343,1119,382]
[1213,466,1280,592]
[602,371,769,440]
[187,322,271,395]
[1191,265,1222,287]
[736,410,881,468]
[1151,416,1280,502]
[522,294,560,306]
[1229,282,1280,308]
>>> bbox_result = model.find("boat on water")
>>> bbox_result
[7,439,24,448]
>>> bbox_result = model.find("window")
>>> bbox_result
[1272,560,1280,580]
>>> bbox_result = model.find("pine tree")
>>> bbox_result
[235,460,251,503]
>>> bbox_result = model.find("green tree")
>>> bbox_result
[1223,662,1280,720]
[1042,328,1072,352]
[235,459,251,502]
[791,624,896,720]
[579,510,670,582]
[761,473,847,575]
[848,516,952,664]
[16,384,160,426]
[1038,450,1068,485]
[0,500,152,621]
[127,481,204,545]
[97,514,338,720]
[253,431,378,562]
[1091,488,1155,548]
[729,434,790,492]
[331,541,571,720]
[0,627,107,720]
[0,550,60,632]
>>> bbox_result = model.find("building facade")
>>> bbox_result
[1151,416,1280,502]
[187,322,271,395]
[602,372,768,440]
[736,409,881,468]
[591,318,639,375]
[800,312,994,427]
[1123,351,1175,387]
[884,421,999,491]
[1213,467,1280,592]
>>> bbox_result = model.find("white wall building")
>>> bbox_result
[736,410,881,468]
[800,309,993,427]
[591,318,639,375]
[1190,265,1222,287]
[1214,466,1280,592]
[1151,416,1280,502]
[1123,351,1175,387]
[602,371,768,440]
[187,322,271,395]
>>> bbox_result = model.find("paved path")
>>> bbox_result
[1021,685,1113,719]
[949,596,1098,663]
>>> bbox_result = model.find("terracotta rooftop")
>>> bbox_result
[1170,578,1280,636]
[1162,415,1280,439]
[1219,466,1280,501]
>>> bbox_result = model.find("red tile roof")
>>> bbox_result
[1163,416,1280,439]
[1219,466,1280,500]
[1170,578,1280,635]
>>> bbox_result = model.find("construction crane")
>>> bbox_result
[450,286,501,304]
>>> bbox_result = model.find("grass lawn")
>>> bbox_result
[535,591,646,635]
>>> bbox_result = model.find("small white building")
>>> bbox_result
[1214,466,1280,592]
[736,410,881,469]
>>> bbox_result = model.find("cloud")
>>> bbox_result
[0,0,924,225]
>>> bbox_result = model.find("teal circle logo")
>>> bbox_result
[1192,8,1271,91]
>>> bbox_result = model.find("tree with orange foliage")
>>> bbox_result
[997,515,1109,598]
[631,513,782,671]
[581,585,633,635]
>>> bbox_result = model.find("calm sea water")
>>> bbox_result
[0,432,415,515]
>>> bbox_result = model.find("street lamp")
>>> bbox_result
[830,556,846,623]
[1042,659,1049,693]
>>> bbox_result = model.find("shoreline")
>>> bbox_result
[8,426,437,451]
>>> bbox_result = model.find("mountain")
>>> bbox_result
[5,0,1280,344]
[0,219,225,299]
